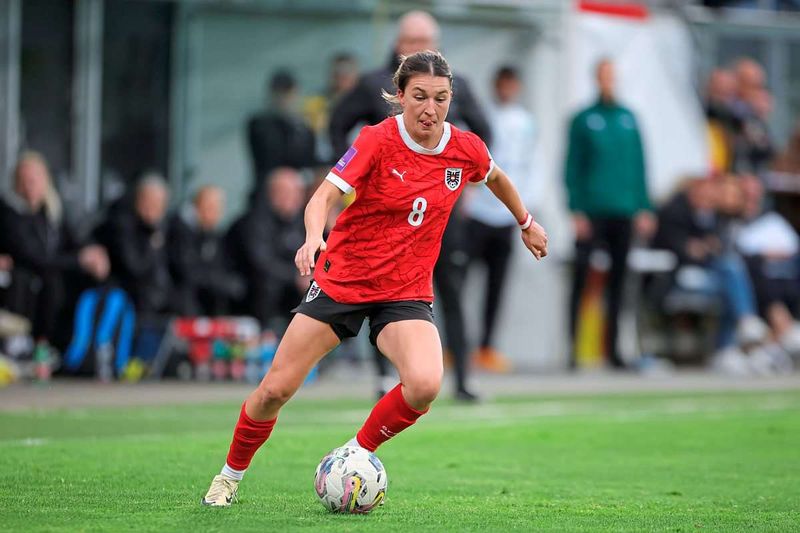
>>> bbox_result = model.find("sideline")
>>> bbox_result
[1,370,799,412]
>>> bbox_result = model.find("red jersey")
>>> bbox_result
[314,114,494,304]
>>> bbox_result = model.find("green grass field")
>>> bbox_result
[1,388,799,532]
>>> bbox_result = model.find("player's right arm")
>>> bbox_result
[486,165,548,260]
[295,180,343,276]
[297,125,378,275]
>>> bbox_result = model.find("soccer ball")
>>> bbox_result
[314,446,387,513]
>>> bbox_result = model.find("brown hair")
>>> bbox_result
[381,50,453,114]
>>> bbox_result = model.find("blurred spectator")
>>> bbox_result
[765,119,800,232]
[768,118,800,180]
[731,58,775,174]
[464,66,537,373]
[652,176,774,374]
[565,59,655,370]
[705,68,738,125]
[0,152,109,355]
[737,174,800,361]
[732,58,764,115]
[0,235,31,362]
[102,173,171,316]
[304,53,360,165]
[227,167,308,331]
[329,9,491,400]
[247,69,317,198]
[329,10,491,156]
[169,186,244,316]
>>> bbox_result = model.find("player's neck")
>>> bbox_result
[403,117,444,149]
[415,131,444,150]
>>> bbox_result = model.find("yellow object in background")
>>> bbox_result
[576,268,607,369]
[121,358,146,383]
[707,121,731,174]
[0,356,20,386]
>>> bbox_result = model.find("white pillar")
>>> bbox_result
[72,0,103,212]
[0,0,20,188]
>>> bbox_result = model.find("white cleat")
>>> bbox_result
[201,475,239,507]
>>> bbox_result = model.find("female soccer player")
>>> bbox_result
[202,50,548,506]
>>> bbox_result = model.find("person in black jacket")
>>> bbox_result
[652,178,720,269]
[102,174,172,316]
[227,167,309,330]
[329,11,490,156]
[1,152,109,350]
[247,70,316,198]
[328,10,490,401]
[169,186,244,316]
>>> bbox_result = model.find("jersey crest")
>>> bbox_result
[445,168,463,191]
[306,281,321,302]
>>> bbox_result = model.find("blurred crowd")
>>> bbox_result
[1,9,799,386]
[643,57,800,375]
[0,157,316,359]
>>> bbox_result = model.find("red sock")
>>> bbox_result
[356,384,428,452]
[225,402,277,471]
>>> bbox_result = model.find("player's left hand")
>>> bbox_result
[521,220,548,260]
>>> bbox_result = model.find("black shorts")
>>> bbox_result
[292,281,434,346]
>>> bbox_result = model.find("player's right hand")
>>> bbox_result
[295,238,327,276]
[522,221,548,261]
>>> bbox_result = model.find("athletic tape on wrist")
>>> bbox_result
[519,212,533,231]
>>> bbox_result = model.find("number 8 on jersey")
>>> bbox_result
[407,197,427,227]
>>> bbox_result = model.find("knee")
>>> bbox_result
[252,380,296,410]
[403,373,442,408]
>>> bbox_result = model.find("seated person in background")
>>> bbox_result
[0,253,32,340]
[737,174,800,361]
[227,167,309,330]
[1,152,109,355]
[101,173,172,316]
[652,176,772,375]
[169,186,244,316]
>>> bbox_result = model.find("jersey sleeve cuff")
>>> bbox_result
[479,159,495,184]
[325,172,354,194]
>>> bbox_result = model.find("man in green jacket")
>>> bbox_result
[565,59,655,370]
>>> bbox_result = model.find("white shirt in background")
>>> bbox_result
[737,211,799,256]
[465,101,538,227]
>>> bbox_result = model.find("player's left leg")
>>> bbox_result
[348,320,443,451]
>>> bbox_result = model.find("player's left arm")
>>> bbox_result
[486,165,548,260]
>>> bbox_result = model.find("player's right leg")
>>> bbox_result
[201,313,339,507]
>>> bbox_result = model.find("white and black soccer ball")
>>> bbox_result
[314,446,387,514]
